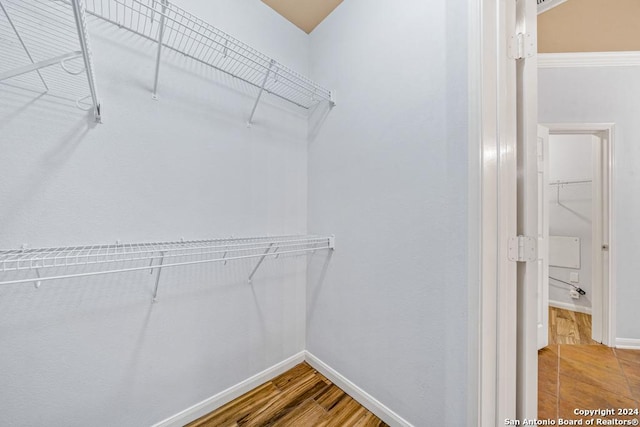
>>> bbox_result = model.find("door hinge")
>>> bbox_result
[508,32,534,60]
[508,236,537,262]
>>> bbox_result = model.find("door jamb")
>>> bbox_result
[468,0,518,425]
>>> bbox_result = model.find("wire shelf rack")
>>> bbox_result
[83,0,334,124]
[0,0,101,121]
[0,235,335,299]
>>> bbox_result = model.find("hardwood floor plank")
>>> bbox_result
[316,396,368,427]
[188,363,387,426]
[559,344,620,372]
[238,374,327,426]
[558,357,633,399]
[271,363,316,391]
[556,312,579,344]
[315,371,332,385]
[548,307,599,345]
[538,345,559,397]
[558,374,639,422]
[538,390,558,421]
[269,398,325,427]
[575,312,596,344]
[618,358,640,402]
[615,348,640,364]
[314,384,347,412]
[187,382,280,427]
[540,340,640,423]
[549,309,557,345]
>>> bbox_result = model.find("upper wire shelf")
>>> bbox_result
[0,0,101,121]
[0,235,335,301]
[84,0,334,124]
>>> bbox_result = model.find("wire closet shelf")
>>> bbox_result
[0,0,101,121]
[85,0,334,123]
[0,235,335,298]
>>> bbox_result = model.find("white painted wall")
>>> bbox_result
[547,134,593,312]
[306,1,469,425]
[0,1,310,425]
[539,66,640,341]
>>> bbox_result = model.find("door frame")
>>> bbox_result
[469,0,618,424]
[468,0,519,425]
[540,123,616,346]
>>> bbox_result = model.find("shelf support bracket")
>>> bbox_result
[247,243,274,284]
[33,268,42,289]
[152,0,168,100]
[69,0,101,122]
[152,251,165,302]
[0,0,49,92]
[247,60,275,127]
[0,52,82,82]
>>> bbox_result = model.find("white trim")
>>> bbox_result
[538,51,640,68]
[304,351,414,427]
[152,350,415,427]
[548,300,592,315]
[150,351,306,427]
[516,0,541,420]
[615,338,640,350]
[471,0,519,424]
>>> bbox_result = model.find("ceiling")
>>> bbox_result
[261,0,343,34]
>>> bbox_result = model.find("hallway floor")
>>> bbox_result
[539,308,640,423]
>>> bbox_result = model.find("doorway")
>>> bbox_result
[540,124,614,348]
[534,124,616,421]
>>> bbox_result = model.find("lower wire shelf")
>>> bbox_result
[0,234,335,300]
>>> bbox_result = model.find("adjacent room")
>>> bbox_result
[537,0,640,421]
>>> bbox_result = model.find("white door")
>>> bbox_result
[537,125,550,349]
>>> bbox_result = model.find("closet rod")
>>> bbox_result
[549,179,592,186]
[550,179,592,204]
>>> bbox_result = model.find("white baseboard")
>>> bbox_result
[549,300,592,315]
[151,351,306,427]
[615,338,640,350]
[303,351,414,427]
[151,350,413,427]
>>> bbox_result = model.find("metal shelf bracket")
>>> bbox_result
[151,0,168,100]
[247,242,274,284]
[152,251,165,302]
[247,60,275,127]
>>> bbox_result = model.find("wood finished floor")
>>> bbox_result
[539,307,640,422]
[187,362,389,427]
[548,306,598,345]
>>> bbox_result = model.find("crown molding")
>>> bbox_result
[538,51,640,68]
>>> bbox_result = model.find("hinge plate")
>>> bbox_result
[508,236,537,262]
[508,32,535,60]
